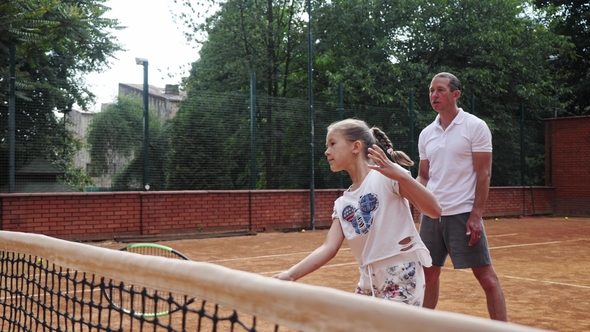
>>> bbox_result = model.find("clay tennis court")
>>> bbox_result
[94,216,590,332]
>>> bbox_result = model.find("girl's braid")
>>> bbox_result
[371,127,414,167]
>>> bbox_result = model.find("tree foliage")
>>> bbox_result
[86,95,166,190]
[178,0,309,189]
[87,95,145,176]
[384,0,574,185]
[166,93,243,190]
[173,0,575,188]
[534,0,590,115]
[0,0,123,109]
[0,0,122,189]
[311,0,407,105]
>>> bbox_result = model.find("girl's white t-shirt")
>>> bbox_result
[332,168,432,268]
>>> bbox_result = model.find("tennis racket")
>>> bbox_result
[102,243,195,317]
[119,243,191,260]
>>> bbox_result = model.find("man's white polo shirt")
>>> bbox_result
[418,108,492,216]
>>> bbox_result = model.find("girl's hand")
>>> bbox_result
[367,145,409,180]
[272,271,294,281]
[369,144,442,218]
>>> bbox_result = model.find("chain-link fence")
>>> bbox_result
[0,86,547,193]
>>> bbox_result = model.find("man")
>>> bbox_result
[416,72,507,321]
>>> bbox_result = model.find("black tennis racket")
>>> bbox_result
[102,243,194,317]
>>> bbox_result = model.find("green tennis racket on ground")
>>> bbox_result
[102,243,194,317]
[119,243,191,260]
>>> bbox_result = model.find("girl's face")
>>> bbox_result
[324,129,354,172]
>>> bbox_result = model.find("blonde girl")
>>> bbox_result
[273,119,441,306]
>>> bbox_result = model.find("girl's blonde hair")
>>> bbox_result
[327,119,414,166]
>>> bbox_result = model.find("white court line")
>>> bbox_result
[259,262,358,276]
[245,233,525,275]
[490,238,588,250]
[487,233,518,238]
[212,233,520,264]
[207,248,351,263]
[211,233,520,263]
[259,236,590,290]
[446,268,590,289]
[502,276,590,289]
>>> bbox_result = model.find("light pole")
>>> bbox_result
[8,43,15,193]
[307,0,315,230]
[135,57,149,191]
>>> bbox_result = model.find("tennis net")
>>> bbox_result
[0,231,546,332]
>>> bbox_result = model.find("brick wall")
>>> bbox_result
[1,186,554,241]
[484,186,554,217]
[0,193,141,241]
[409,186,554,222]
[545,116,590,216]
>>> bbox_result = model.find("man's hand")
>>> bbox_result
[466,216,484,246]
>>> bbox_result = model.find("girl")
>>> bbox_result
[273,118,441,306]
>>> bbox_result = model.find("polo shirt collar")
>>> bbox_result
[435,108,465,128]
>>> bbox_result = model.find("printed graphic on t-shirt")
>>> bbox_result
[341,193,379,234]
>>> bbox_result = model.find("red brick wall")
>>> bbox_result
[484,186,554,217]
[1,187,554,241]
[410,186,554,222]
[0,193,142,241]
[545,116,590,216]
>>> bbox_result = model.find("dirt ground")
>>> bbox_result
[94,216,590,332]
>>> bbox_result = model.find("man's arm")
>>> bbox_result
[471,152,492,220]
[467,151,492,246]
[416,159,430,187]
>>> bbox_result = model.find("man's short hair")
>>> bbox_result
[434,72,461,92]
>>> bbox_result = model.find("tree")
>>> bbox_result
[174,0,575,188]
[386,0,574,185]
[86,95,165,190]
[0,0,123,109]
[166,92,240,190]
[58,117,96,190]
[0,0,123,188]
[534,0,590,115]
[178,0,308,189]
[311,0,408,105]
[87,96,144,176]
[305,0,573,186]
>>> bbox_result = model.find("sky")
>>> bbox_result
[85,0,200,112]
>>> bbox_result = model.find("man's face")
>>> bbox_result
[429,76,460,113]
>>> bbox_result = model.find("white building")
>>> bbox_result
[118,83,185,121]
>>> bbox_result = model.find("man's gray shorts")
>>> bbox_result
[419,212,492,269]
